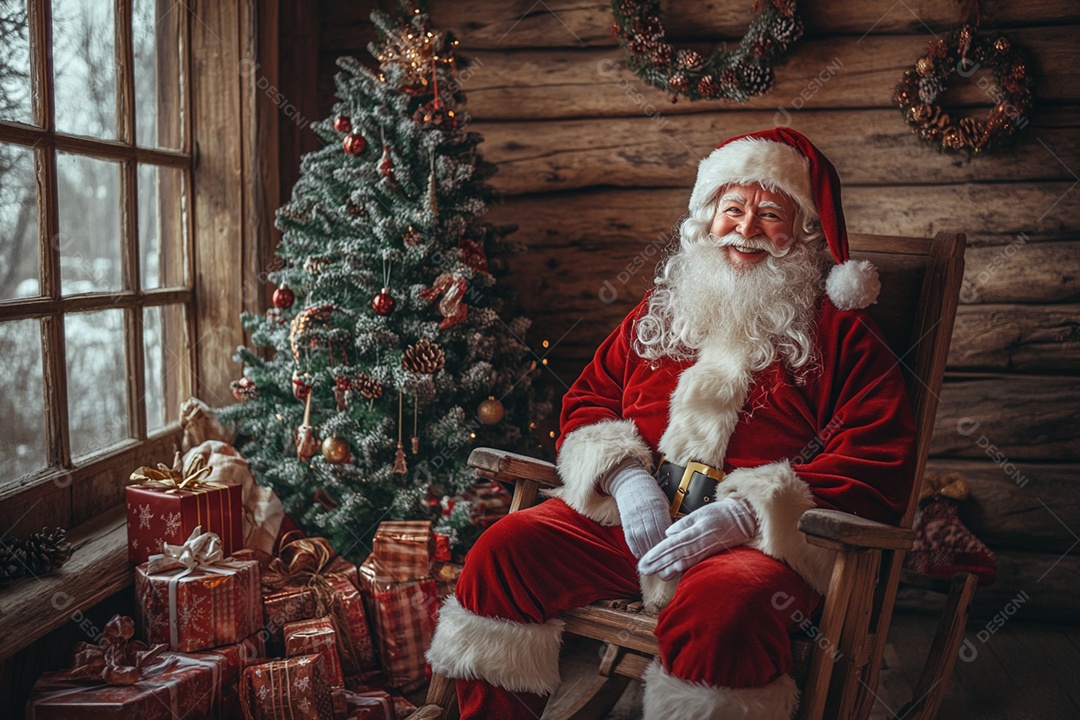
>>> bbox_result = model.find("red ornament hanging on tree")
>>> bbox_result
[333,115,351,133]
[343,133,367,155]
[418,272,468,329]
[379,144,398,187]
[231,377,257,402]
[371,288,395,315]
[272,285,295,309]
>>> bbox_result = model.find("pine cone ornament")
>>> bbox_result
[740,65,775,96]
[355,372,383,399]
[770,16,803,44]
[0,527,72,584]
[668,73,689,94]
[772,0,796,17]
[719,69,740,94]
[920,105,951,141]
[676,49,704,71]
[957,116,985,150]
[402,339,445,374]
[697,75,720,98]
[918,76,944,104]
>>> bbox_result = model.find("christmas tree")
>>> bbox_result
[219,1,551,556]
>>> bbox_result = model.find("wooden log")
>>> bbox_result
[421,1,1080,50]
[474,107,1080,195]
[451,29,1079,120]
[959,243,1080,305]
[949,304,1080,372]
[489,184,1080,250]
[924,459,1080,555]
[931,375,1080,460]
[895,551,1080,624]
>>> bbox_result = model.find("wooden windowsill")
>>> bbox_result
[0,505,131,662]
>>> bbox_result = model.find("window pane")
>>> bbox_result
[0,319,46,480]
[133,0,183,149]
[0,0,32,124]
[66,309,128,458]
[144,304,190,432]
[53,0,116,139]
[139,164,187,289]
[0,144,39,299]
[57,152,121,295]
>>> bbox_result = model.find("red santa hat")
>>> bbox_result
[688,127,880,310]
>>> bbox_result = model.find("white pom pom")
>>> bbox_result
[826,259,880,310]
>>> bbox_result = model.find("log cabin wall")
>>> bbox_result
[313,1,1080,621]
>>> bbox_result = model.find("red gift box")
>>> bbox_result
[285,616,345,688]
[372,521,435,582]
[135,529,262,652]
[263,585,319,649]
[27,652,225,720]
[327,575,377,677]
[358,556,439,688]
[241,653,335,720]
[462,481,512,528]
[342,689,394,720]
[188,631,266,719]
[126,456,243,564]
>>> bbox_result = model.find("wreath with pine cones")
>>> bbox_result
[610,0,804,102]
[893,23,1033,154]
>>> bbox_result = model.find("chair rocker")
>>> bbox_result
[412,231,973,720]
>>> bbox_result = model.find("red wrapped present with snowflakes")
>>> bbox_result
[135,526,262,652]
[126,452,243,564]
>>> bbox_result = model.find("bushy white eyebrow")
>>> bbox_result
[719,193,787,214]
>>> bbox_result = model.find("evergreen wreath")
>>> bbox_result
[610,0,804,102]
[893,22,1033,155]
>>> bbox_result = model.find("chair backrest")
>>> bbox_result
[845,232,966,529]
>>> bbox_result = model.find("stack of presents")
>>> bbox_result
[25,444,512,719]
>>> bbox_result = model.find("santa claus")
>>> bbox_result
[425,128,917,719]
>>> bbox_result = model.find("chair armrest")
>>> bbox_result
[798,508,914,551]
[467,447,562,488]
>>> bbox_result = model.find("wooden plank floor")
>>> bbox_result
[546,612,1080,720]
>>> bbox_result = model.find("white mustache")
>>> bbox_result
[709,232,794,258]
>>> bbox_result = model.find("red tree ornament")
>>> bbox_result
[272,285,295,309]
[343,133,367,155]
[333,115,351,133]
[371,288,395,315]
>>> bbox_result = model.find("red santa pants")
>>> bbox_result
[452,497,822,719]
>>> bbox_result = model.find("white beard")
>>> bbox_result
[634,226,824,375]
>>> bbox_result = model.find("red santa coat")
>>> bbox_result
[551,292,917,605]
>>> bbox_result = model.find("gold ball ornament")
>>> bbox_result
[321,435,351,464]
[477,396,504,426]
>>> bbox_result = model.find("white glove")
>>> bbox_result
[601,460,672,560]
[637,498,758,580]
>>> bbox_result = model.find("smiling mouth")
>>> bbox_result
[731,245,766,255]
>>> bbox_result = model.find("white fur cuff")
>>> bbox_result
[551,419,653,526]
[716,461,836,595]
[642,661,799,720]
[425,596,565,695]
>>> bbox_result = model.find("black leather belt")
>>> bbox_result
[654,456,727,519]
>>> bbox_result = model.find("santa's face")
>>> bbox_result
[708,183,798,270]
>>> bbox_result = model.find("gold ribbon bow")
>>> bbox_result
[59,615,168,685]
[129,451,217,492]
[262,532,336,589]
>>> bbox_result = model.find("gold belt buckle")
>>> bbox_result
[670,460,727,519]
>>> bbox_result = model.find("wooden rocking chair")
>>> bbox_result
[411,231,972,720]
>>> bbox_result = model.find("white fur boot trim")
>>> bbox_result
[425,596,565,695]
[642,660,799,720]
[549,419,653,526]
